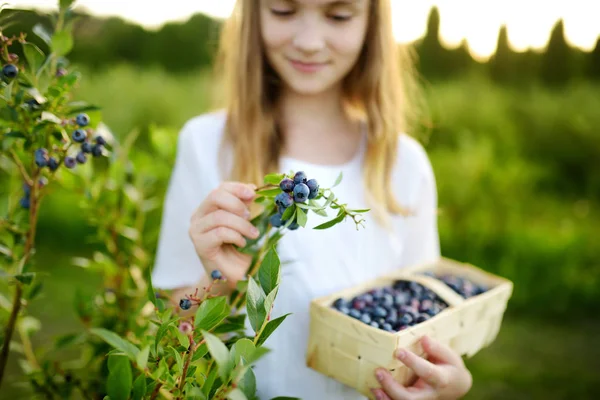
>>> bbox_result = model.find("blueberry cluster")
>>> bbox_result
[19,179,48,209]
[269,171,319,230]
[331,280,450,333]
[421,272,488,299]
[34,113,106,171]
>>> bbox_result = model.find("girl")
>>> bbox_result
[151,0,473,399]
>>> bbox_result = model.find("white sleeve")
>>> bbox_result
[399,146,441,268]
[151,122,207,290]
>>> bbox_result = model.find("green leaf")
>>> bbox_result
[59,0,75,9]
[132,374,147,400]
[167,346,183,372]
[264,173,285,185]
[313,212,346,230]
[281,205,295,221]
[136,345,150,370]
[296,206,307,227]
[201,364,218,397]
[26,281,43,301]
[256,314,291,346]
[90,328,140,361]
[258,246,280,296]
[144,267,162,311]
[263,287,278,321]
[51,29,74,57]
[172,325,190,349]
[256,188,281,197]
[332,171,343,188]
[155,322,171,354]
[349,209,370,213]
[14,272,35,285]
[32,23,52,45]
[230,339,255,366]
[238,367,257,399]
[227,388,248,400]
[192,342,208,362]
[23,43,45,74]
[246,278,266,333]
[202,330,233,382]
[186,386,207,400]
[4,131,26,139]
[107,355,132,400]
[236,280,248,293]
[195,296,231,331]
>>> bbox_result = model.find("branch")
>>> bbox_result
[9,149,33,186]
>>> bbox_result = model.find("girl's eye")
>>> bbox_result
[329,15,352,22]
[271,9,295,17]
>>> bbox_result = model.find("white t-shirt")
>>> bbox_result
[151,109,441,400]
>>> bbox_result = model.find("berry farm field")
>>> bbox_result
[2,64,599,399]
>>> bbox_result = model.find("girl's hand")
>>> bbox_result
[188,182,260,290]
[372,335,473,400]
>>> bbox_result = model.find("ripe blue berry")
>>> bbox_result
[179,298,192,310]
[306,179,319,199]
[275,192,293,208]
[211,270,223,280]
[2,64,18,79]
[92,144,103,157]
[72,129,86,143]
[293,171,307,184]
[48,157,59,171]
[270,213,284,228]
[349,309,361,319]
[81,142,93,153]
[279,178,295,192]
[76,152,87,164]
[360,313,372,324]
[288,221,300,230]
[95,136,107,146]
[19,197,30,209]
[64,156,76,169]
[293,183,309,202]
[76,113,90,127]
[35,148,48,167]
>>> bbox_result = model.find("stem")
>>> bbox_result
[18,323,40,371]
[0,170,41,387]
[177,339,195,396]
[149,382,163,400]
[10,149,33,186]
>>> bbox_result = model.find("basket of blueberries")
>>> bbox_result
[306,257,513,398]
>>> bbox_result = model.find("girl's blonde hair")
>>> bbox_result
[213,0,423,224]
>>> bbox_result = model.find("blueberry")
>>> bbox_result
[339,306,350,315]
[25,99,41,111]
[64,156,76,169]
[382,323,393,332]
[352,300,366,310]
[293,171,307,184]
[419,300,433,313]
[91,144,103,157]
[382,294,394,308]
[270,213,284,228]
[19,197,30,209]
[288,221,300,230]
[394,292,410,305]
[373,306,387,318]
[349,309,361,319]
[416,314,430,323]
[76,152,87,164]
[179,298,192,310]
[360,313,372,324]
[370,321,380,329]
[76,113,90,127]
[306,179,319,199]
[275,192,293,208]
[2,64,18,79]
[211,270,222,280]
[279,178,295,192]
[399,313,413,326]
[333,298,348,310]
[95,136,107,146]
[35,148,48,167]
[293,183,309,203]
[81,142,93,153]
[48,157,59,171]
[72,129,87,143]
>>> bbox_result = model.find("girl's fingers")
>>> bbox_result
[421,335,464,367]
[395,349,449,389]
[374,369,414,400]
[197,209,259,239]
[197,188,253,220]
[371,388,393,400]
[198,227,247,251]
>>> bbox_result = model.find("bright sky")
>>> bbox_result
[7,0,600,62]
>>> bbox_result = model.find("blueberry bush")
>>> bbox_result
[0,2,369,398]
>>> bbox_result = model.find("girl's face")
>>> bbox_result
[260,0,370,96]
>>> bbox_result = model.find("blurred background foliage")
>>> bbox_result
[1,5,599,399]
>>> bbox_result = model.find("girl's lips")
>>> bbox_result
[289,59,328,73]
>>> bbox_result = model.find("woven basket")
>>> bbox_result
[306,257,513,399]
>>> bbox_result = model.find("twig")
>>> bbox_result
[177,338,195,396]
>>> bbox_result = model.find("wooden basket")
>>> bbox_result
[306,257,513,399]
